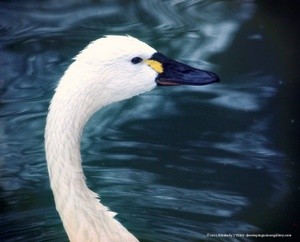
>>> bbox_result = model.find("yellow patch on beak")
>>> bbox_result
[145,59,164,74]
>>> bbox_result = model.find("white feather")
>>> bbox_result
[45,36,158,242]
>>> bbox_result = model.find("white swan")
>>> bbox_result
[45,35,219,242]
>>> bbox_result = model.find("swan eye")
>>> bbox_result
[131,57,143,64]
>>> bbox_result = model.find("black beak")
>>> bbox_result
[150,52,220,86]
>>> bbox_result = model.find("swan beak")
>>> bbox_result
[147,52,220,86]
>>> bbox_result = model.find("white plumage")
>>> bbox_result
[45,35,219,242]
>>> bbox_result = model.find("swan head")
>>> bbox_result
[55,35,219,109]
[46,35,220,241]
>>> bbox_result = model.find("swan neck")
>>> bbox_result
[45,88,139,242]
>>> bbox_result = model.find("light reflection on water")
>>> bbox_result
[0,0,297,241]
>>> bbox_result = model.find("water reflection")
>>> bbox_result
[0,0,296,241]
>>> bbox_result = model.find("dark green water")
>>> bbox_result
[0,1,299,241]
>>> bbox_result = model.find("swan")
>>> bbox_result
[45,35,219,242]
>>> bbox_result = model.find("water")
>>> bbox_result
[0,0,299,241]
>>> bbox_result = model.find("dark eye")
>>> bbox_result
[131,57,143,64]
